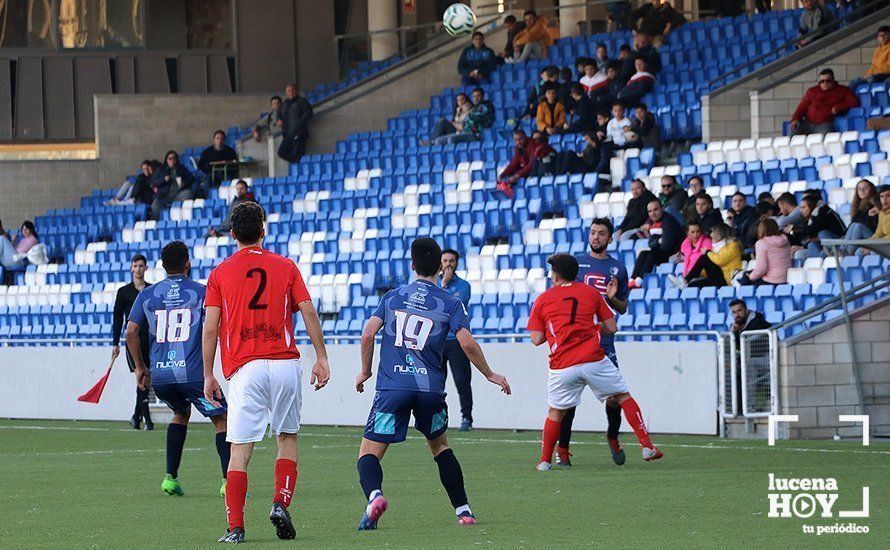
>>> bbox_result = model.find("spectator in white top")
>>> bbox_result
[593,103,632,184]
[579,60,607,95]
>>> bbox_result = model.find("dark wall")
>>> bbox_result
[144,0,188,50]
[235,0,296,92]
[294,0,339,92]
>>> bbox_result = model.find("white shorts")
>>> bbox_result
[547,357,629,410]
[226,358,303,444]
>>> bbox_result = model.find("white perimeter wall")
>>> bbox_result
[0,341,718,435]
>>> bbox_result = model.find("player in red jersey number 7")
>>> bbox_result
[527,254,662,470]
[202,202,331,544]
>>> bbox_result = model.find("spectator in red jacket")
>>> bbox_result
[497,130,539,199]
[790,68,859,136]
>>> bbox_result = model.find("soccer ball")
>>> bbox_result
[442,3,476,37]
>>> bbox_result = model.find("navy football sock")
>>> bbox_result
[357,454,383,500]
[215,431,231,479]
[166,423,188,478]
[558,406,576,449]
[434,448,468,510]
[606,401,622,440]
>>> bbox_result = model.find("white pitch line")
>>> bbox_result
[2,424,889,456]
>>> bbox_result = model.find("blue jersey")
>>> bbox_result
[574,253,629,354]
[438,274,471,341]
[128,276,206,385]
[371,279,471,393]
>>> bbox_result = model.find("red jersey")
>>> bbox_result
[526,282,615,369]
[205,246,311,378]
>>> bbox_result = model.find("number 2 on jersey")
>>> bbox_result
[154,308,192,343]
[393,311,434,350]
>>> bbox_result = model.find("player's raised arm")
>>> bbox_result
[605,277,628,315]
[455,329,511,395]
[124,320,150,390]
[356,316,383,393]
[298,299,330,391]
[202,305,223,408]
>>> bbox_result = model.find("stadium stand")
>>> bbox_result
[1,9,888,346]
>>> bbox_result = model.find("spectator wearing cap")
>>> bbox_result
[790,68,858,136]
[537,83,566,136]
[458,31,498,86]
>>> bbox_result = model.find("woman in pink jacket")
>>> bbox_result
[740,219,791,286]
[675,221,712,278]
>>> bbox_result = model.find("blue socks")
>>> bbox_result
[166,423,188,478]
[215,431,230,478]
[357,454,383,500]
[434,448,468,509]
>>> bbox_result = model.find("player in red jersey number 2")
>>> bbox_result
[202,202,331,544]
[527,254,663,470]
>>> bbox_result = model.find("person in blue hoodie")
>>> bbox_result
[458,32,497,86]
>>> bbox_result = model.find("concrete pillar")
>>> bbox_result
[369,0,399,61]
[559,0,586,39]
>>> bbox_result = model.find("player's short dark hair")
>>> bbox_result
[636,102,648,111]
[213,129,226,139]
[161,241,189,274]
[590,217,614,237]
[819,68,834,80]
[504,15,517,24]
[441,248,460,261]
[877,184,890,194]
[411,238,442,277]
[131,253,147,265]
[729,299,746,309]
[547,253,579,282]
[230,201,266,245]
[472,31,484,39]
[801,195,818,211]
[472,87,485,96]
[270,94,282,103]
[776,192,797,205]
[732,191,746,200]
[688,175,703,186]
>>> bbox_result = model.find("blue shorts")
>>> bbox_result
[153,380,227,418]
[363,389,448,444]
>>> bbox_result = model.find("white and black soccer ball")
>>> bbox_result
[442,3,476,37]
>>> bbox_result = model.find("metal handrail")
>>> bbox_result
[771,270,890,331]
[707,0,887,89]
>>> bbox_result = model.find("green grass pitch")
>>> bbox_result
[0,419,887,548]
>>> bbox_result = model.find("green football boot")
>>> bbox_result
[161,474,184,496]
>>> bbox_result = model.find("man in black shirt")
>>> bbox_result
[278,83,313,163]
[198,130,239,190]
[112,254,153,430]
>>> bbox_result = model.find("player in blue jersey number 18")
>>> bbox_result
[125,241,231,498]
[353,238,511,530]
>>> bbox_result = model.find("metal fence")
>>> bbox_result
[721,332,737,419]
[739,329,778,418]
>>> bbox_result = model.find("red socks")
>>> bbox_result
[619,397,653,449]
[274,459,298,508]
[541,418,561,463]
[226,470,248,530]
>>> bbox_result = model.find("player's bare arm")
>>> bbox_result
[124,320,150,390]
[600,317,618,335]
[298,299,330,390]
[202,305,224,408]
[529,330,547,346]
[455,328,511,395]
[356,316,383,393]
[605,277,628,314]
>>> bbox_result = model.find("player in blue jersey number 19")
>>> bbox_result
[125,241,231,498]
[353,238,511,530]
